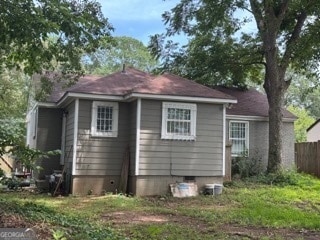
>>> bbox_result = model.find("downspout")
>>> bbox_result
[222,104,226,176]
[72,99,79,176]
[135,98,141,176]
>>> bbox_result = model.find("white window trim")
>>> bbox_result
[161,102,197,141]
[229,120,249,157]
[91,101,119,137]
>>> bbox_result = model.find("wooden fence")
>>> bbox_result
[295,141,320,178]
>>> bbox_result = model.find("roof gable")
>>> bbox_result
[216,87,296,119]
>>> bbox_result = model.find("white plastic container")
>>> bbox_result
[214,184,223,195]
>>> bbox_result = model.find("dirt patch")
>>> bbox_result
[103,211,169,224]
[102,211,209,230]
[220,224,320,240]
[102,210,320,239]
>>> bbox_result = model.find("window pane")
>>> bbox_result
[162,103,196,140]
[232,139,246,155]
[184,109,190,120]
[167,108,175,119]
[166,117,191,135]
[230,122,247,155]
[97,119,101,131]
[96,106,113,132]
[184,122,190,134]
[231,123,246,139]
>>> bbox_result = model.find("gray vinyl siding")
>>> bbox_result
[139,100,224,176]
[64,102,75,173]
[226,119,295,169]
[129,101,137,176]
[75,100,130,176]
[36,107,63,178]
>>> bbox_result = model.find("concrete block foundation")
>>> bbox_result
[128,175,223,196]
[71,175,223,196]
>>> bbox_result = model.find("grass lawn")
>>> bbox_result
[1,173,320,239]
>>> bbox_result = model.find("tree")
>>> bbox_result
[0,0,113,76]
[149,0,320,173]
[0,119,59,173]
[285,72,320,118]
[0,69,30,118]
[83,36,158,75]
[0,0,112,171]
[287,105,315,142]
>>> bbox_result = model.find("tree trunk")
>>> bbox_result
[261,10,287,173]
[265,81,284,173]
[264,59,286,173]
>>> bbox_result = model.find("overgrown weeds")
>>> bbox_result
[1,172,320,239]
[232,151,264,179]
[0,196,126,240]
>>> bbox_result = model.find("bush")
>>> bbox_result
[232,151,264,179]
[250,168,300,186]
[0,168,4,178]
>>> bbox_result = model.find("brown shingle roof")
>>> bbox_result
[216,87,296,119]
[48,75,100,102]
[47,68,236,103]
[132,73,235,99]
[68,68,150,96]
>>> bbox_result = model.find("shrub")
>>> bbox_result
[232,151,264,179]
[249,167,300,186]
[0,168,4,178]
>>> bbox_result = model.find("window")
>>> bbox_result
[91,101,119,137]
[161,102,197,140]
[229,121,249,156]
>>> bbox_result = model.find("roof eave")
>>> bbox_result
[56,92,124,107]
[307,119,320,132]
[44,91,237,107]
[126,93,237,104]
[226,114,296,123]
[36,102,57,108]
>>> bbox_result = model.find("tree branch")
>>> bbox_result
[239,5,254,15]
[249,0,264,31]
[276,0,290,23]
[281,11,307,69]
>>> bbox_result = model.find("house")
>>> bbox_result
[216,87,296,169]
[27,68,237,195]
[26,68,296,196]
[306,119,320,142]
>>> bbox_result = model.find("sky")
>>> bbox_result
[99,0,181,45]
